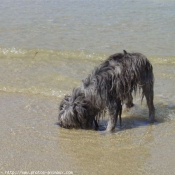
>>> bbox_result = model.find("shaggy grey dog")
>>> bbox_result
[59,50,155,131]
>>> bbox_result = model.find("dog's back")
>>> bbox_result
[103,51,154,101]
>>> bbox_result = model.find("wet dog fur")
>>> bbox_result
[58,50,155,131]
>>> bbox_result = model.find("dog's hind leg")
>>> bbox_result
[142,82,155,123]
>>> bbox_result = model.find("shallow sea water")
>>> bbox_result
[1,1,175,175]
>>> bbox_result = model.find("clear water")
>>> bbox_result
[1,1,175,174]
[0,0,175,55]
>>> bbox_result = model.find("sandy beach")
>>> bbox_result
[1,68,175,174]
[1,1,175,174]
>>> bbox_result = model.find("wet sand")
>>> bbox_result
[1,90,175,175]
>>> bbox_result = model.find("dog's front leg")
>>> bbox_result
[106,103,119,131]
[106,117,117,131]
[124,92,134,108]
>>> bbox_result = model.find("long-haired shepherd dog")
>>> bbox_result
[58,50,155,131]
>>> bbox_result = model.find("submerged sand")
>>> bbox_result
[1,90,175,175]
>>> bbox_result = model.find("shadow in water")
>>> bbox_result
[97,102,171,132]
[56,102,174,132]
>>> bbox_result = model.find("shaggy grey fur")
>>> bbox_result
[59,50,155,131]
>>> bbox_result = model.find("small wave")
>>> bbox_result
[0,85,69,98]
[0,47,27,55]
[149,56,175,64]
[0,47,175,64]
[0,47,106,61]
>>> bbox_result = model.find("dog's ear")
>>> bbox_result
[123,50,127,55]
[59,95,70,110]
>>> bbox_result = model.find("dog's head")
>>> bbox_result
[59,88,97,129]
